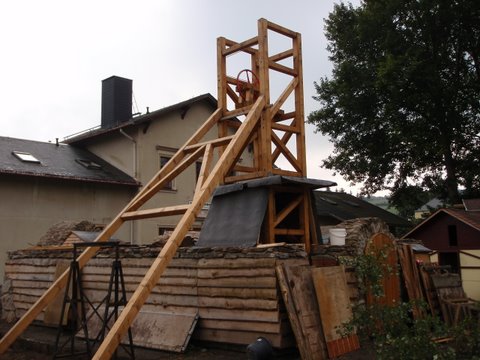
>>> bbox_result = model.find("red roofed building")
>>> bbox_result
[403,200,480,300]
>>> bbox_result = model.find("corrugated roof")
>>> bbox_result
[64,93,218,144]
[0,136,139,186]
[314,191,410,227]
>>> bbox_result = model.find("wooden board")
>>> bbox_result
[42,260,70,326]
[85,309,198,353]
[397,244,425,318]
[312,266,360,358]
[276,264,327,360]
[365,233,401,307]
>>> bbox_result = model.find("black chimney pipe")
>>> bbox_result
[101,76,132,129]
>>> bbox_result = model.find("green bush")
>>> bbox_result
[340,252,480,359]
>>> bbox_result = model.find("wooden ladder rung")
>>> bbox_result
[221,106,252,121]
[121,205,189,220]
[274,229,305,236]
[183,136,234,152]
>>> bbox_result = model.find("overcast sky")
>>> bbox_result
[0,0,364,193]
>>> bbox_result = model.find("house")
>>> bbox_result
[313,191,410,237]
[402,200,480,300]
[64,76,252,244]
[0,136,138,279]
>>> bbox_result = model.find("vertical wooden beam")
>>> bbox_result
[266,189,276,243]
[302,189,310,253]
[293,32,306,176]
[257,19,271,174]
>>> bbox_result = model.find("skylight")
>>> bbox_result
[12,151,41,163]
[76,159,102,170]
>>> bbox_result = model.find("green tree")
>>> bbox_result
[308,0,480,208]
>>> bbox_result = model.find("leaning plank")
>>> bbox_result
[276,265,310,360]
[312,266,360,358]
[284,265,328,360]
[86,309,198,353]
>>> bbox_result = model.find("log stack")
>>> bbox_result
[2,245,308,350]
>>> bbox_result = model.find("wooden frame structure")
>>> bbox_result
[0,18,311,358]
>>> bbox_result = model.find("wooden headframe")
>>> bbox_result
[0,18,311,358]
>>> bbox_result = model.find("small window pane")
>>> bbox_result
[12,151,40,163]
[160,156,175,190]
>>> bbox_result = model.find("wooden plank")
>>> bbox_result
[197,276,276,288]
[312,266,360,358]
[198,297,278,311]
[43,260,70,326]
[197,268,274,279]
[274,195,303,227]
[197,258,276,269]
[276,264,310,360]
[198,307,281,323]
[365,233,401,307]
[282,265,328,360]
[223,36,258,56]
[121,205,189,220]
[86,309,198,352]
[197,287,278,300]
[269,49,294,63]
[183,135,234,152]
[4,264,56,274]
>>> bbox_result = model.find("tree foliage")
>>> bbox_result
[308,0,480,209]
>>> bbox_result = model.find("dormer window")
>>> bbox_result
[76,159,102,170]
[12,151,40,163]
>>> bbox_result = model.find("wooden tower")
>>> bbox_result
[0,19,314,358]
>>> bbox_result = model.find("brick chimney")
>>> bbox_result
[101,76,132,129]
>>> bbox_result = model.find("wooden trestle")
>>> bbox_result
[0,18,310,358]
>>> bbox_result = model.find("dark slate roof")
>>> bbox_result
[0,136,139,186]
[403,208,480,238]
[314,191,410,227]
[64,93,218,145]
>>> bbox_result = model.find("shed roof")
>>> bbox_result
[314,191,410,227]
[0,136,139,186]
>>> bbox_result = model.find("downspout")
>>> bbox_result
[119,129,137,244]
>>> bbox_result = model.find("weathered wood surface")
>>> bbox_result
[85,308,198,353]
[365,233,400,307]
[3,248,308,350]
[312,266,359,358]
[276,264,327,360]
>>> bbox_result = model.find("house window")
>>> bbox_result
[448,225,458,247]
[159,155,175,190]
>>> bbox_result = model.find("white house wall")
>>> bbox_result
[0,176,134,279]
